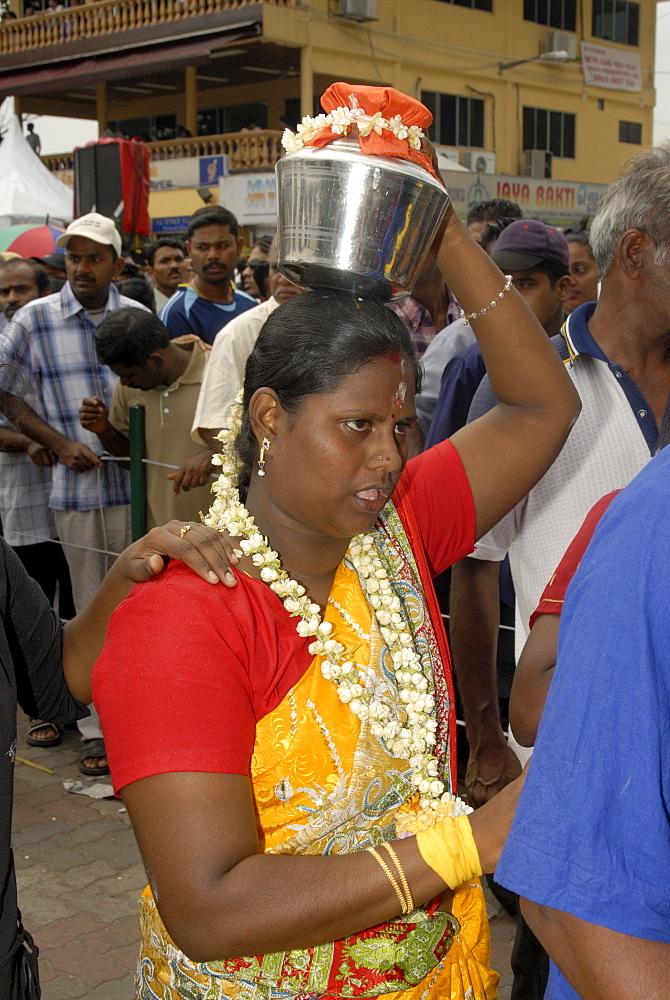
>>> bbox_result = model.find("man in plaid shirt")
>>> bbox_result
[0,213,149,777]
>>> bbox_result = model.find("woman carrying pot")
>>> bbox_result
[93,128,580,999]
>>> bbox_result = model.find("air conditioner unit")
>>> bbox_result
[462,151,497,173]
[434,145,460,165]
[546,30,577,60]
[338,0,378,21]
[524,149,552,178]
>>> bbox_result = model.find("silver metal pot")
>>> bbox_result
[275,134,450,299]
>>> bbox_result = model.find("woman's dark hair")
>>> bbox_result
[235,291,421,499]
[247,258,270,298]
[565,230,594,255]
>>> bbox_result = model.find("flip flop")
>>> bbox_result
[26,721,63,747]
[78,738,109,777]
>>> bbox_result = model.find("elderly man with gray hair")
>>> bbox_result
[448,144,670,999]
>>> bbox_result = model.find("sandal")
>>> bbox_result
[26,721,63,747]
[78,738,109,777]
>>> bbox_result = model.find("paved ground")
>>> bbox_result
[13,710,517,999]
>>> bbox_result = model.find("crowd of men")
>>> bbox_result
[1,144,669,998]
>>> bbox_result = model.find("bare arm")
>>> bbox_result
[166,449,215,494]
[62,523,239,703]
[122,768,522,963]
[0,391,102,472]
[509,613,560,747]
[0,426,33,453]
[450,557,520,806]
[197,427,223,451]
[521,899,670,1000]
[432,210,580,539]
[0,426,57,466]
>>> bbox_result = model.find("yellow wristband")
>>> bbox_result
[415,813,482,890]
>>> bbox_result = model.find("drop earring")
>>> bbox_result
[257,437,270,476]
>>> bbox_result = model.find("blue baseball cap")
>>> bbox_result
[491,219,570,274]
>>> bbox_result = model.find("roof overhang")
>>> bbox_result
[0,6,262,99]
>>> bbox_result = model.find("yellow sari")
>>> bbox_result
[136,505,498,1000]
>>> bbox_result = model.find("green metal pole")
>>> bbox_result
[129,404,147,541]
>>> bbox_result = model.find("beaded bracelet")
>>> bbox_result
[459,274,513,324]
[367,846,410,915]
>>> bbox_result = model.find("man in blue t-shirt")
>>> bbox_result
[159,207,256,346]
[497,445,670,999]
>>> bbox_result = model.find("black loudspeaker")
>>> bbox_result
[74,144,124,219]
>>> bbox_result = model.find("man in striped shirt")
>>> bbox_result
[0,213,149,777]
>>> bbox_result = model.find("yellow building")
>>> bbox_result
[0,0,660,228]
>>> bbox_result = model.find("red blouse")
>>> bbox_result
[93,439,475,792]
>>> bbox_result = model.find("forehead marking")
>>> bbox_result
[391,381,407,410]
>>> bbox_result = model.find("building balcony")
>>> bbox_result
[0,0,293,56]
[41,129,283,173]
[0,0,304,127]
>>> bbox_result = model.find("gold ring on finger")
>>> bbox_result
[179,524,192,538]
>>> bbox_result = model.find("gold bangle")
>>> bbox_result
[459,274,513,324]
[381,842,414,915]
[366,846,409,915]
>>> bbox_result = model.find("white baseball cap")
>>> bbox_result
[56,213,122,256]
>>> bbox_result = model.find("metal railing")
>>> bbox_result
[41,129,283,174]
[0,0,293,55]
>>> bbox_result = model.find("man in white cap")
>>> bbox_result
[0,213,149,777]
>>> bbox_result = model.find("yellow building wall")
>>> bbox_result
[264,0,657,185]
[19,0,659,188]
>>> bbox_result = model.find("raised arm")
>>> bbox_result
[433,209,580,539]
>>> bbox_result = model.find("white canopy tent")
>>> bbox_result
[0,101,73,228]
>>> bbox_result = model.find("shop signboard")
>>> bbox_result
[218,173,277,226]
[151,215,191,233]
[441,170,607,224]
[51,160,606,229]
[581,41,642,92]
